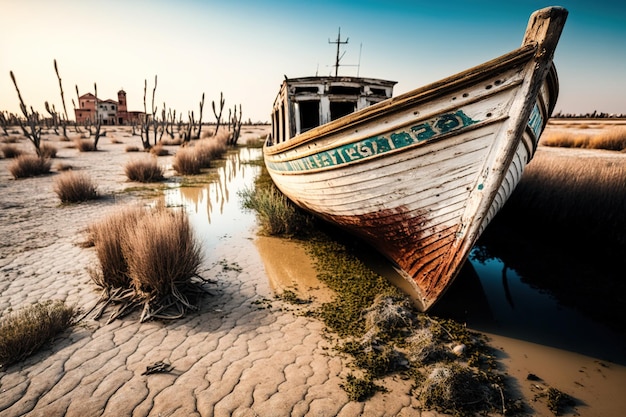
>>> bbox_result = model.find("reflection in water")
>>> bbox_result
[434,247,625,364]
[163,147,262,251]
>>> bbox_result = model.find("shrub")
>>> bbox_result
[194,138,227,167]
[88,206,204,322]
[149,143,169,156]
[89,206,145,289]
[124,208,202,298]
[75,138,96,152]
[8,155,52,178]
[173,147,201,175]
[239,185,311,236]
[124,157,164,182]
[1,144,23,158]
[0,300,76,369]
[53,170,98,203]
[55,162,74,171]
[160,137,183,146]
[1,135,20,144]
[40,142,58,158]
[125,145,140,152]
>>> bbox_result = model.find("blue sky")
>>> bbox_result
[1,0,624,123]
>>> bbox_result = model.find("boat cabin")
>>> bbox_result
[269,76,396,145]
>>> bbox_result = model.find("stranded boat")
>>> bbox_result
[263,7,568,311]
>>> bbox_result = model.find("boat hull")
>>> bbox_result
[264,7,567,311]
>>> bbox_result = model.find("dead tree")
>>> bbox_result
[10,71,44,156]
[212,91,225,136]
[0,111,10,136]
[228,104,243,146]
[91,83,103,150]
[44,102,59,135]
[183,110,195,142]
[195,93,205,139]
[138,76,164,148]
[53,59,70,138]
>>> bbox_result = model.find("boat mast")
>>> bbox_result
[329,27,349,77]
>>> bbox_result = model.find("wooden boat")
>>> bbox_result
[263,7,568,311]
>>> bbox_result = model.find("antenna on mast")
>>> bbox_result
[357,43,362,77]
[329,27,349,77]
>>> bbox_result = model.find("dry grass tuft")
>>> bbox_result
[9,155,52,178]
[0,300,77,369]
[53,170,99,203]
[149,143,169,156]
[88,207,144,289]
[124,157,164,182]
[40,142,58,158]
[124,208,203,297]
[88,206,205,322]
[194,137,228,167]
[173,147,201,175]
[125,145,140,152]
[55,162,74,172]
[160,137,183,146]
[1,135,20,144]
[1,144,23,158]
[75,138,96,152]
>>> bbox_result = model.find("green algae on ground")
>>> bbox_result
[246,148,521,414]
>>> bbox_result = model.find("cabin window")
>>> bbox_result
[280,102,286,142]
[329,85,361,95]
[330,101,356,120]
[370,87,387,96]
[298,100,319,132]
[295,86,318,94]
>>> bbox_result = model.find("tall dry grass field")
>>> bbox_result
[504,149,626,245]
[541,126,626,151]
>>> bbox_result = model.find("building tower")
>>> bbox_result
[117,90,127,112]
[117,89,127,125]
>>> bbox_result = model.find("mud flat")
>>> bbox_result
[0,124,624,416]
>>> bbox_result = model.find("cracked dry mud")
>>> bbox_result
[0,128,438,417]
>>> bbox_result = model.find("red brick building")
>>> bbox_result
[74,90,144,125]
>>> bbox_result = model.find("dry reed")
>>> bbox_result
[541,127,626,151]
[40,142,58,158]
[124,157,164,182]
[173,147,201,175]
[53,170,98,203]
[149,143,169,156]
[1,144,22,158]
[89,206,145,289]
[9,155,51,178]
[88,205,204,322]
[74,138,96,152]
[505,150,626,244]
